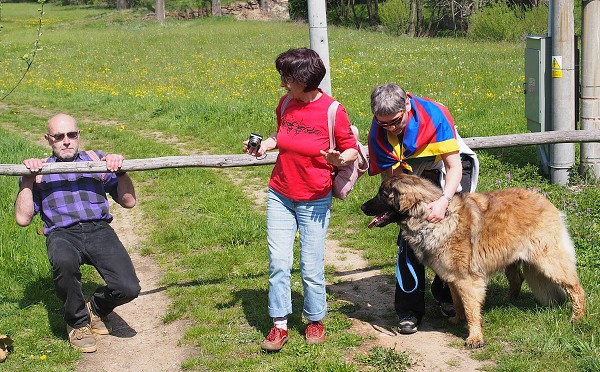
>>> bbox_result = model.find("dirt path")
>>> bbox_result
[76,200,196,372]
[84,200,491,371]
[325,240,493,371]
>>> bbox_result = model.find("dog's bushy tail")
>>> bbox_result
[523,212,574,306]
[522,262,567,306]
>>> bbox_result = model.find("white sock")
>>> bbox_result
[273,317,288,330]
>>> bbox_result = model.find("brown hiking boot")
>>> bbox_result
[67,324,97,353]
[261,326,289,352]
[0,334,13,362]
[86,301,111,335]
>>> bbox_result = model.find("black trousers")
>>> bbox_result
[394,155,475,321]
[46,220,141,329]
[394,234,452,322]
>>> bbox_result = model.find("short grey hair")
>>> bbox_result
[370,83,407,116]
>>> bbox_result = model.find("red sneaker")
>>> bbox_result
[305,321,325,345]
[261,326,289,352]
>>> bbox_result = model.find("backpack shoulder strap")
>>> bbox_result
[85,150,105,182]
[280,95,293,117]
[327,101,340,149]
[85,150,100,161]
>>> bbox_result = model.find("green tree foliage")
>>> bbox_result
[289,0,308,21]
[379,0,410,35]
[467,2,548,41]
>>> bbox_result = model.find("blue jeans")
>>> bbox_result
[46,220,141,329]
[266,188,331,322]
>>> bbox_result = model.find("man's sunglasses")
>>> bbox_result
[47,131,80,141]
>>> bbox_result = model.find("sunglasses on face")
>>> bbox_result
[47,131,80,141]
[376,112,404,129]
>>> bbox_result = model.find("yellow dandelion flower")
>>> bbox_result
[29,355,35,360]
[486,92,494,99]
[40,355,47,360]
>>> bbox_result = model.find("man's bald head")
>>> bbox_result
[45,113,80,161]
[47,113,77,133]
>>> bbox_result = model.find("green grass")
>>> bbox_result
[1,3,599,371]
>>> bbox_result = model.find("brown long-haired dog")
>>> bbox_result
[361,174,586,348]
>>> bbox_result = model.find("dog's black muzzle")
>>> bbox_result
[361,195,401,228]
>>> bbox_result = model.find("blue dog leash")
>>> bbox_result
[396,240,419,293]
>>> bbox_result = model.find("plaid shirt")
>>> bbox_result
[22,150,120,235]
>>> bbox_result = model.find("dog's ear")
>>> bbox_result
[388,174,427,212]
[398,174,440,205]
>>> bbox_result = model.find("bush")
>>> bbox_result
[379,0,410,35]
[468,2,549,42]
[467,2,518,41]
[288,0,307,21]
[522,5,548,35]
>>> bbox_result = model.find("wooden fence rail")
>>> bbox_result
[2,129,600,176]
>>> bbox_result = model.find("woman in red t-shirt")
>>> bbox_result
[244,48,358,352]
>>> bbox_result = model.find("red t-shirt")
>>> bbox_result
[269,91,358,201]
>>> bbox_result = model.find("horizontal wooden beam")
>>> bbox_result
[2,129,600,176]
[462,129,600,150]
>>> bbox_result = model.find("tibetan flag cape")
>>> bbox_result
[368,94,459,175]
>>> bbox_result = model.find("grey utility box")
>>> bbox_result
[524,35,552,133]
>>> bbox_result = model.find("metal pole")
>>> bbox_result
[550,0,576,185]
[307,0,332,95]
[580,0,600,179]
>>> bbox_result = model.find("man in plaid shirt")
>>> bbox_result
[15,113,140,353]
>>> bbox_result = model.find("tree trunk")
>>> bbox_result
[451,0,456,34]
[366,0,374,25]
[424,6,436,36]
[340,0,347,20]
[351,0,361,28]
[416,0,424,35]
[212,0,222,16]
[156,0,165,24]
[408,0,416,36]
[116,0,127,10]
[260,0,269,13]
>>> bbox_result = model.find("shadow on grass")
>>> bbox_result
[18,276,105,338]
[217,288,305,336]
[328,270,543,341]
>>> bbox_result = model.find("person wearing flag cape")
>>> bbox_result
[367,83,476,335]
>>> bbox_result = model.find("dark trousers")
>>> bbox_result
[394,235,452,322]
[46,220,141,329]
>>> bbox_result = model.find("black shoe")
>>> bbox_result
[439,302,456,318]
[398,316,418,334]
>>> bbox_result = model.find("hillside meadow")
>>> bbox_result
[0,3,598,371]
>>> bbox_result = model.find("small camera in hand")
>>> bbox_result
[248,133,263,150]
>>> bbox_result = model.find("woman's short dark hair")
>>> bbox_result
[275,48,326,92]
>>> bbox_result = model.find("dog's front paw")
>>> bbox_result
[465,334,485,349]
